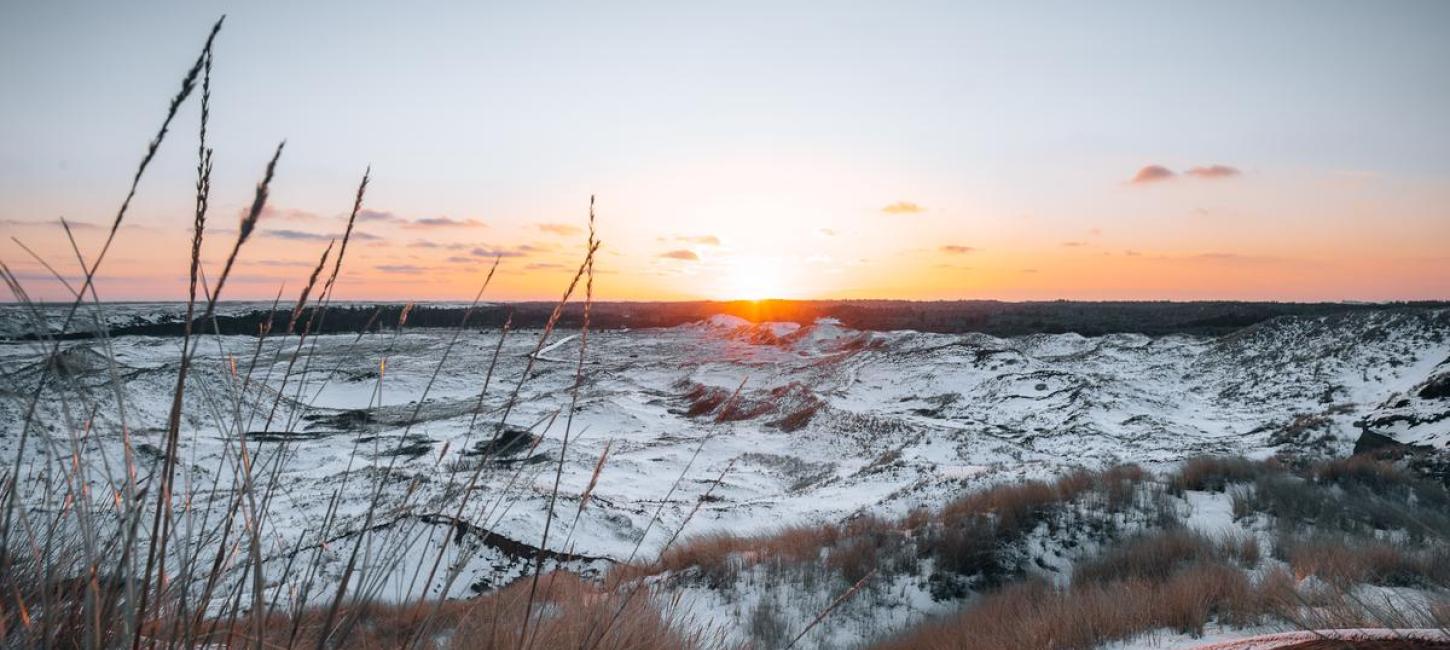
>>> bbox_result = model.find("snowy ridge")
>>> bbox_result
[1,307,1447,608]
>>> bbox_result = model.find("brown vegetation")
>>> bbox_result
[149,572,712,649]
[1277,535,1450,589]
[1168,455,1275,493]
[871,562,1266,650]
[871,526,1449,650]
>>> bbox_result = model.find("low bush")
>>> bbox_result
[1276,534,1450,589]
[869,525,1450,650]
[873,560,1261,650]
[1073,530,1220,585]
[1169,455,1273,494]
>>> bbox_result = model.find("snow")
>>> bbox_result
[1182,491,1237,538]
[2,306,1447,619]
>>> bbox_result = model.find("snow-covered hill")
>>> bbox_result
[1,307,1446,607]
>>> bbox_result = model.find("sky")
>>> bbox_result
[1,1,1447,302]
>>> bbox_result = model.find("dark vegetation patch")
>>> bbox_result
[461,426,538,458]
[1420,373,1450,399]
[373,436,434,459]
[874,458,1450,650]
[610,454,1450,648]
[614,464,1163,601]
[672,380,825,431]
[1229,455,1450,541]
[247,431,327,442]
[1268,413,1333,448]
[1167,455,1277,494]
[302,408,374,431]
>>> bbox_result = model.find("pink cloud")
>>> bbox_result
[1185,165,1241,179]
[881,201,925,214]
[1129,165,1176,184]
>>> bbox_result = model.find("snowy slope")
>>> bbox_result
[1,307,1446,607]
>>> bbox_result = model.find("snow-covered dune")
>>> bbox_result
[2,307,1446,603]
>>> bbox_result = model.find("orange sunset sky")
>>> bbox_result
[1,3,1447,303]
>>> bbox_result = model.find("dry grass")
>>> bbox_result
[623,519,879,589]
[1277,535,1450,589]
[1311,453,1449,512]
[159,572,712,649]
[872,460,1450,650]
[0,16,624,650]
[868,523,1448,650]
[0,538,126,649]
[615,464,1157,604]
[872,563,1262,650]
[1169,455,1274,494]
[1073,529,1221,585]
[1073,529,1263,587]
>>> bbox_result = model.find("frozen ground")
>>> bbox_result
[1,305,1447,611]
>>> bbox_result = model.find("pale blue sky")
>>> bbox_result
[1,2,1447,300]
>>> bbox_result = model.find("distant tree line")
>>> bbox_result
[17,300,1448,341]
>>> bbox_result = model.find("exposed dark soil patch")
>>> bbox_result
[493,453,550,467]
[247,431,326,442]
[303,409,374,431]
[372,436,434,459]
[462,426,538,458]
[1420,373,1450,399]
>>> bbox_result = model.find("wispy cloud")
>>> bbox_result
[263,229,333,241]
[1131,163,1241,184]
[676,234,721,246]
[405,216,485,229]
[408,239,441,249]
[1061,241,1087,248]
[659,249,699,261]
[356,209,404,224]
[881,201,925,215]
[1184,164,1241,179]
[375,264,428,274]
[218,274,299,284]
[470,245,526,258]
[260,206,323,222]
[253,259,314,268]
[940,245,975,254]
[0,218,99,229]
[537,223,582,236]
[1129,165,1176,184]
[263,229,379,242]
[525,262,566,271]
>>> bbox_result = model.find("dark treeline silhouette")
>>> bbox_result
[18,300,1449,341]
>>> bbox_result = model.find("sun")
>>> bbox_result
[723,257,788,301]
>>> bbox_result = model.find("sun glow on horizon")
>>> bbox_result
[720,257,795,301]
